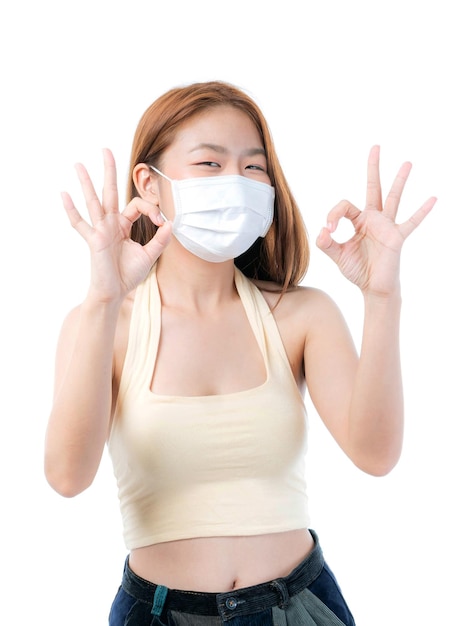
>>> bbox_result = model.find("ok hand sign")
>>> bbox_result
[316,146,437,296]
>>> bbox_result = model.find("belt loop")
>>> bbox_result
[151,585,168,617]
[270,579,290,610]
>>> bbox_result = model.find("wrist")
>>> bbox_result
[362,283,402,303]
[81,292,123,318]
[362,288,402,316]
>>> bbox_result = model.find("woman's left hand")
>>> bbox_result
[316,145,437,296]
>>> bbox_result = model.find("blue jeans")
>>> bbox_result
[109,531,356,625]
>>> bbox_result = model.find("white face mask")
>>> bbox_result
[149,166,275,263]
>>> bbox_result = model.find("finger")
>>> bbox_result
[121,197,165,229]
[326,200,362,232]
[61,191,93,240]
[315,226,344,265]
[399,196,437,239]
[75,162,104,224]
[383,161,412,220]
[102,148,119,213]
[142,220,173,262]
[365,145,383,211]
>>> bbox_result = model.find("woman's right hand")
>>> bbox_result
[62,148,172,302]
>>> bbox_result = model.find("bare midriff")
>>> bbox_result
[128,528,315,592]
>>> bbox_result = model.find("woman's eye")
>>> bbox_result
[246,164,266,172]
[198,161,220,168]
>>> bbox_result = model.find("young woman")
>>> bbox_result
[44,81,436,625]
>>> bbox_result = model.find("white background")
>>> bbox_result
[1,1,468,624]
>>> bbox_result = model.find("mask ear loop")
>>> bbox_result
[148,165,172,222]
[148,164,172,182]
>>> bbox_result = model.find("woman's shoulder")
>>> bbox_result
[250,279,350,377]
[252,278,341,321]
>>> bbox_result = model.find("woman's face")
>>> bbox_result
[154,105,271,221]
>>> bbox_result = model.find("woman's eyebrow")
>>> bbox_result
[189,143,266,157]
[189,142,227,154]
[244,147,266,157]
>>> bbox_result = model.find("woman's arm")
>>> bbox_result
[304,146,436,475]
[45,299,121,496]
[44,149,171,496]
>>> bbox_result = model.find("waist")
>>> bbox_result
[129,529,315,592]
[121,530,323,619]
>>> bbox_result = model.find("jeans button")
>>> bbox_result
[225,597,238,610]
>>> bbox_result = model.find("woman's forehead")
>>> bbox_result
[168,106,263,154]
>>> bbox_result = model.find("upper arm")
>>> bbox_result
[301,289,359,450]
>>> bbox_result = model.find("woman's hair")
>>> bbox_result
[127,80,310,290]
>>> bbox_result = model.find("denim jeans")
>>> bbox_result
[109,530,356,625]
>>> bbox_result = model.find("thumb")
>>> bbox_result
[143,221,173,262]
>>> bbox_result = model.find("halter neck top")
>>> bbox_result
[108,267,310,549]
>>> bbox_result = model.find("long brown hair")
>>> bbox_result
[127,81,310,291]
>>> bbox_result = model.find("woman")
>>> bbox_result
[44,80,436,625]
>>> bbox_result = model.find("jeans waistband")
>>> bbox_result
[121,530,324,620]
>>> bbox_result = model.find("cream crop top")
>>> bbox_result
[108,267,310,549]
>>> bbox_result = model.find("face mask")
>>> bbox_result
[149,166,275,263]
